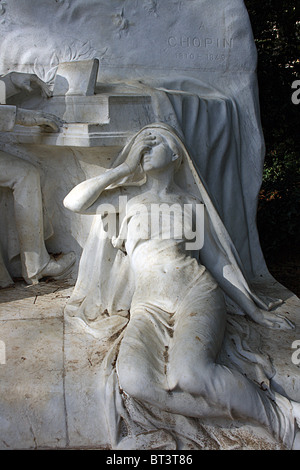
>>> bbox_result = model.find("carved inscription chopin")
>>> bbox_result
[167,35,234,63]
[168,36,234,49]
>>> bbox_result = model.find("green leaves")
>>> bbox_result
[244,1,300,260]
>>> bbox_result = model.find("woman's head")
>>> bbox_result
[111,123,185,186]
[137,125,183,175]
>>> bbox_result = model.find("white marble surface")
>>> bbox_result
[0,279,108,449]
[0,279,299,450]
[62,123,300,450]
[0,0,299,451]
[0,281,69,449]
[0,0,268,281]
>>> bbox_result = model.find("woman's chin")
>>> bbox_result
[142,161,153,172]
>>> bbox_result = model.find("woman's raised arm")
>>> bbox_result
[63,163,131,214]
[64,132,156,214]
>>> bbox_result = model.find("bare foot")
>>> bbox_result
[250,308,295,330]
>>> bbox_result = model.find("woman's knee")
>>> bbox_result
[13,161,41,191]
[117,355,152,401]
[22,163,40,185]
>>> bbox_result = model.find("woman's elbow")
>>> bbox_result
[63,193,86,213]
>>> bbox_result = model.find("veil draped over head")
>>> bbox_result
[65,121,281,331]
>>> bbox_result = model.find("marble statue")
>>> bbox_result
[0,0,299,452]
[0,72,75,287]
[63,123,300,450]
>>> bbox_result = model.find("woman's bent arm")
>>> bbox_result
[63,163,131,213]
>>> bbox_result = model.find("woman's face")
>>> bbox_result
[140,130,175,173]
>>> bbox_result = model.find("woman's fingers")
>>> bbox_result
[125,132,158,172]
[258,311,295,330]
[133,136,156,155]
[133,135,156,148]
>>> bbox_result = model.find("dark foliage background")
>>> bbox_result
[244,0,299,293]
